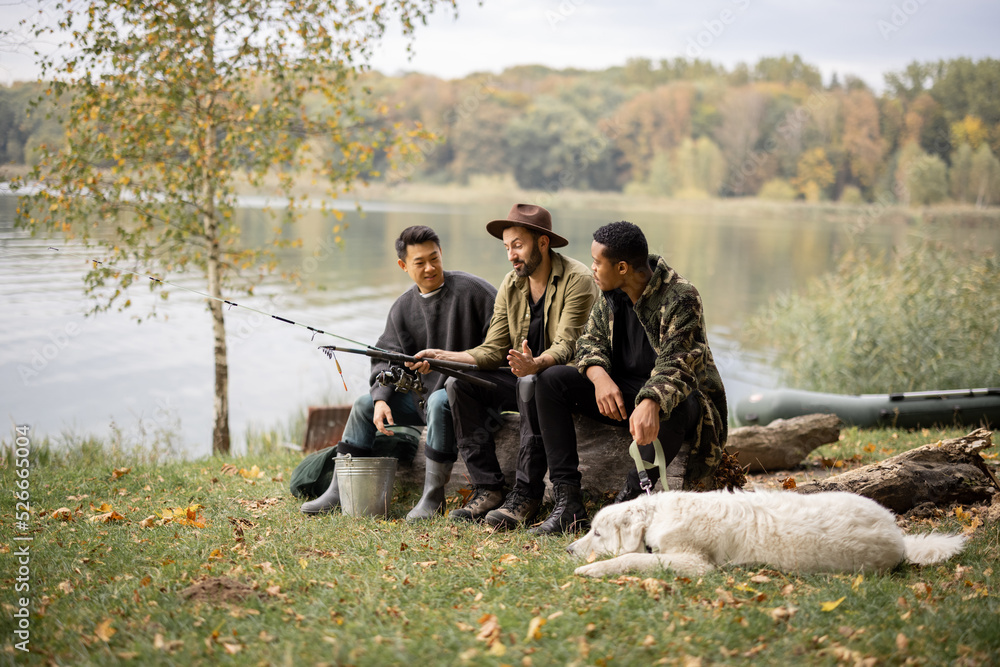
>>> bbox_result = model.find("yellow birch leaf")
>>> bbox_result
[821,596,846,612]
[525,616,546,641]
[852,574,864,590]
[95,618,116,642]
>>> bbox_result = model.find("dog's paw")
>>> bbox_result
[574,561,613,578]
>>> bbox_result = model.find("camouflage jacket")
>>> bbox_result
[575,254,728,487]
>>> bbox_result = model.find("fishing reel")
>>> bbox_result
[375,366,427,409]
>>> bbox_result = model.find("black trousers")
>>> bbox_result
[531,365,701,489]
[445,369,546,492]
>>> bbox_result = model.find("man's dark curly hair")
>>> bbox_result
[592,221,648,269]
[395,225,441,260]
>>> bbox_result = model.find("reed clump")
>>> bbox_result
[745,239,1000,393]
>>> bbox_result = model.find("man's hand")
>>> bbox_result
[413,348,477,373]
[507,340,541,377]
[373,400,394,436]
[630,398,661,445]
[587,367,628,421]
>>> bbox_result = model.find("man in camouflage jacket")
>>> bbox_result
[505,221,728,533]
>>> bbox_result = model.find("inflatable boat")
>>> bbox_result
[734,387,1000,429]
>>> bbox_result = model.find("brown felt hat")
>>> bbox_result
[485,203,568,248]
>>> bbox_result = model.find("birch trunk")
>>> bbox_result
[202,0,230,455]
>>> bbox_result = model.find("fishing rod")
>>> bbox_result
[38,245,494,400]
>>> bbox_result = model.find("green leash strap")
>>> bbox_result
[629,438,669,494]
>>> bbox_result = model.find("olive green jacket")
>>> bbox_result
[466,251,599,370]
[575,254,728,488]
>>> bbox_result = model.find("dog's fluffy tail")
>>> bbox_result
[902,532,967,566]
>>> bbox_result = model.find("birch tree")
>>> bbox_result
[15,0,456,454]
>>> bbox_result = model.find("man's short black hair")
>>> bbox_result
[395,225,441,261]
[593,221,648,269]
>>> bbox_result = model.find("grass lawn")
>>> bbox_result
[2,425,998,666]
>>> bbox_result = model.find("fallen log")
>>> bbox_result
[725,413,841,472]
[795,428,998,514]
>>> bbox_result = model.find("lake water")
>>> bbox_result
[2,195,996,457]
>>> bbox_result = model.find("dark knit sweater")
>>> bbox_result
[369,270,497,418]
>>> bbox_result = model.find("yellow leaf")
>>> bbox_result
[852,574,864,591]
[821,596,846,612]
[208,549,223,560]
[525,616,546,641]
[140,515,157,528]
[95,618,116,642]
[498,554,522,565]
[299,558,309,569]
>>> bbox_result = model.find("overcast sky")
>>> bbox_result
[2,0,998,88]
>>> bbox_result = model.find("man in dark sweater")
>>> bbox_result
[300,226,496,519]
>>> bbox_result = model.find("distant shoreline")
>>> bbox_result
[5,165,999,226]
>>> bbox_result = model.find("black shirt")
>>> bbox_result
[608,288,656,395]
[526,292,545,357]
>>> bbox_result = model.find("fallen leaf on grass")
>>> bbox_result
[525,616,546,641]
[139,516,157,528]
[239,465,265,480]
[221,463,239,476]
[159,505,206,528]
[476,613,501,646]
[51,507,74,522]
[221,642,242,655]
[90,511,126,524]
[820,596,846,612]
[58,581,74,594]
[111,467,132,480]
[896,633,909,651]
[95,618,116,642]
[154,633,184,653]
[769,605,798,622]
[414,560,438,568]
[498,554,522,565]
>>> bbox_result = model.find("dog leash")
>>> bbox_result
[628,439,669,494]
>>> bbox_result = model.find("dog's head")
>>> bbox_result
[566,498,651,559]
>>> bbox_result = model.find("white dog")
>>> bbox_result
[568,490,967,577]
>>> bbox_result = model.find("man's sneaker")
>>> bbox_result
[485,490,541,530]
[449,487,504,523]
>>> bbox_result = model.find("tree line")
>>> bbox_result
[4,54,1000,206]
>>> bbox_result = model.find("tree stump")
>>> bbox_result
[795,428,998,513]
[725,413,841,472]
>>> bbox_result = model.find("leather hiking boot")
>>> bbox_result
[529,484,590,535]
[406,459,454,522]
[448,487,504,523]
[485,489,541,530]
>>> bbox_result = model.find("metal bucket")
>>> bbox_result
[335,455,397,517]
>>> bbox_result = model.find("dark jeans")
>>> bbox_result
[445,370,545,492]
[532,365,701,488]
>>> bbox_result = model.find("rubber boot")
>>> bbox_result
[300,454,343,515]
[529,484,590,535]
[406,459,454,521]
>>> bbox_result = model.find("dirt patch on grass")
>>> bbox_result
[179,577,260,604]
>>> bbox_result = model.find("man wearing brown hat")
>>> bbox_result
[415,204,599,524]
